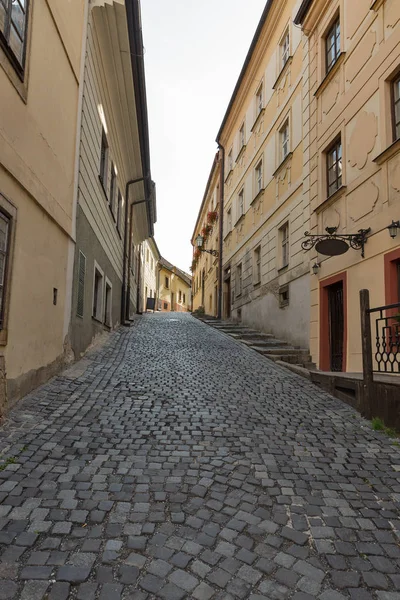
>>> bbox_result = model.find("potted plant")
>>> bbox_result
[202,224,212,239]
[207,211,218,224]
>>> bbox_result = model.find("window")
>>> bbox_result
[281,28,290,68]
[92,264,104,320]
[228,149,233,172]
[104,280,112,327]
[279,223,289,268]
[109,163,116,213]
[236,263,242,296]
[164,302,168,310]
[179,290,182,303]
[183,293,186,304]
[279,285,289,308]
[256,83,263,116]
[254,246,261,285]
[327,138,342,196]
[280,120,290,162]
[0,0,29,76]
[77,251,86,318]
[99,128,108,188]
[0,211,10,328]
[165,276,169,289]
[239,123,245,150]
[255,160,263,195]
[326,17,340,73]
[116,190,122,233]
[393,75,400,141]
[238,189,244,219]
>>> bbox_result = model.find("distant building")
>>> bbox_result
[70,0,156,357]
[158,258,191,312]
[142,238,161,311]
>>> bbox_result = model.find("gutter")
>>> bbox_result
[217,146,225,320]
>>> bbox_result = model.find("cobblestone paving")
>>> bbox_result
[0,313,400,600]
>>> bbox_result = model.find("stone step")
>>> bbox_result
[233,332,275,340]
[244,340,290,348]
[250,346,309,356]
[265,354,312,365]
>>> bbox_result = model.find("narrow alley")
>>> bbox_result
[0,314,399,600]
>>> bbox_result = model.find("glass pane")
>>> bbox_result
[395,100,400,128]
[338,157,342,178]
[328,164,337,186]
[11,0,24,37]
[396,123,400,141]
[0,254,5,287]
[9,23,23,63]
[0,216,8,253]
[337,143,342,159]
[394,79,400,102]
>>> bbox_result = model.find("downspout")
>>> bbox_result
[217,145,225,320]
[122,177,146,324]
[136,243,142,314]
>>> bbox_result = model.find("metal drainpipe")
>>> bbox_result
[217,145,225,320]
[122,177,146,324]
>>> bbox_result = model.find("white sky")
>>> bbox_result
[141,0,267,273]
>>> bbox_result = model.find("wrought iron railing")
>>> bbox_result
[367,301,400,373]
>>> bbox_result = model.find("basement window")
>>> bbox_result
[279,284,289,308]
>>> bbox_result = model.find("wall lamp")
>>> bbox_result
[195,234,219,257]
[312,262,320,275]
[388,220,400,239]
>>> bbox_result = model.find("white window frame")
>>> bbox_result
[92,261,104,321]
[279,222,289,269]
[238,189,244,219]
[281,28,290,69]
[280,119,290,162]
[255,160,263,195]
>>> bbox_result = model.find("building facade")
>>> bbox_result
[295,0,400,372]
[70,0,156,358]
[215,0,311,349]
[0,0,86,412]
[143,237,160,311]
[191,153,221,317]
[158,258,191,312]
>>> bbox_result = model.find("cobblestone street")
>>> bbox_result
[0,313,399,600]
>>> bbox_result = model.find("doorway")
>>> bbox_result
[320,272,347,372]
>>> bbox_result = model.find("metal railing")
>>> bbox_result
[367,301,400,373]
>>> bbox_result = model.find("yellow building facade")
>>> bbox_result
[0,0,86,411]
[191,153,221,317]
[295,0,400,372]
[216,0,311,349]
[158,258,191,313]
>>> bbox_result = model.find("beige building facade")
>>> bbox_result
[216,0,311,349]
[143,238,160,311]
[191,153,221,317]
[0,0,86,411]
[158,258,191,313]
[295,0,400,372]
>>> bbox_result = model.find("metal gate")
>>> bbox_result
[328,281,344,372]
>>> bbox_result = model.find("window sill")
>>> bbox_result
[251,188,265,206]
[236,144,246,162]
[251,108,265,132]
[314,52,346,98]
[253,281,261,288]
[373,138,400,165]
[224,168,233,183]
[278,264,288,273]
[273,152,293,178]
[279,301,289,309]
[315,185,347,213]
[234,213,245,227]
[98,176,108,201]
[272,56,293,90]
[92,316,104,325]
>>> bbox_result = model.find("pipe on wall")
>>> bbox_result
[217,145,225,320]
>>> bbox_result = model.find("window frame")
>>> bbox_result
[280,119,290,162]
[165,276,169,289]
[77,250,86,319]
[256,83,263,116]
[109,163,116,215]
[326,137,343,197]
[228,149,233,172]
[104,277,112,328]
[92,262,104,322]
[279,222,289,269]
[227,207,232,232]
[0,0,29,79]
[325,16,341,74]
[255,160,263,195]
[280,27,290,69]
[239,123,245,151]
[392,73,400,142]
[0,194,16,345]
[238,189,244,219]
[116,190,122,234]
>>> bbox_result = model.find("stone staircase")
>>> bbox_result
[198,317,316,373]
